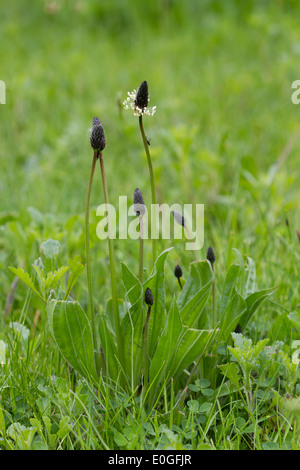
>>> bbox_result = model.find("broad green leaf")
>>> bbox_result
[98,314,120,382]
[121,262,142,306]
[105,297,127,333]
[47,299,98,383]
[149,298,183,391]
[218,290,247,343]
[177,260,213,310]
[8,266,45,303]
[219,263,240,314]
[121,294,144,386]
[179,279,212,329]
[169,327,217,378]
[177,263,202,309]
[177,260,213,329]
[239,287,276,330]
[144,248,173,358]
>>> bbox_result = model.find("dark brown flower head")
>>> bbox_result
[206,246,215,265]
[135,81,149,110]
[123,81,156,117]
[172,211,185,227]
[134,188,146,216]
[92,116,101,126]
[144,287,154,306]
[90,117,106,152]
[174,265,183,279]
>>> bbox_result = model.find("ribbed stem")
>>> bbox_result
[98,153,124,368]
[138,115,157,264]
[143,305,151,393]
[212,265,217,329]
[138,216,144,284]
[85,151,100,373]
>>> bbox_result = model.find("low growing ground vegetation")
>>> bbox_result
[1,0,300,450]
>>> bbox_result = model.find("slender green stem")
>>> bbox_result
[185,224,198,262]
[138,216,144,283]
[85,152,99,371]
[212,265,217,329]
[138,115,157,264]
[98,153,124,368]
[143,305,151,393]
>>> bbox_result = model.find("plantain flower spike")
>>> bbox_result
[123,80,157,117]
[90,116,106,152]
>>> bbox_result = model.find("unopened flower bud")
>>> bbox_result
[172,211,185,227]
[206,246,215,265]
[174,265,183,279]
[144,287,154,306]
[90,117,106,151]
[134,188,146,216]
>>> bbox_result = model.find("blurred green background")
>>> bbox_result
[1,0,300,327]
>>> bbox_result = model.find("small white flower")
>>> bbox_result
[123,81,157,117]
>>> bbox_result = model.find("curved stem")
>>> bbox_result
[98,153,124,368]
[138,115,157,264]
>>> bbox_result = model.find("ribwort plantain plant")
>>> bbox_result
[8,82,277,417]
[124,81,157,265]
[85,117,106,372]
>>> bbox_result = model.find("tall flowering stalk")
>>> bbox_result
[124,81,157,264]
[143,287,154,393]
[134,188,146,283]
[206,246,216,328]
[89,117,124,372]
[85,117,105,372]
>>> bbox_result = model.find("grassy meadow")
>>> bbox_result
[1,0,300,450]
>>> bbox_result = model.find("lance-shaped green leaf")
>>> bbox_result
[121,294,144,387]
[218,290,247,343]
[121,262,142,306]
[219,263,241,315]
[178,260,213,328]
[149,297,183,393]
[177,260,213,310]
[98,314,120,383]
[239,287,276,331]
[169,327,217,378]
[144,248,173,358]
[47,299,98,383]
